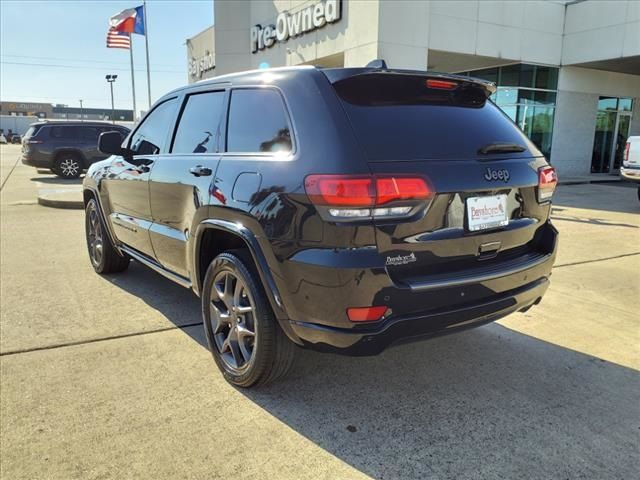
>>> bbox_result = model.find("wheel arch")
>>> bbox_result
[193,220,292,326]
[83,187,122,255]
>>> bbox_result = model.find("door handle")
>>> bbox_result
[189,165,212,177]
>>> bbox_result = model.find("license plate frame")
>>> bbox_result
[466,194,509,232]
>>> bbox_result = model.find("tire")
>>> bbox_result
[202,250,296,387]
[637,186,640,202]
[53,153,82,179]
[85,198,129,274]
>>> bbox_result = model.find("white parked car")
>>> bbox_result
[620,136,640,201]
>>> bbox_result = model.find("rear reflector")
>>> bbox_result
[347,306,388,322]
[426,79,458,90]
[538,166,557,203]
[305,175,432,207]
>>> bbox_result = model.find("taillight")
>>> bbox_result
[304,174,433,220]
[623,142,630,163]
[304,175,375,207]
[538,166,557,203]
[347,306,388,322]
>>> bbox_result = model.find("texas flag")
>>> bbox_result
[109,5,145,35]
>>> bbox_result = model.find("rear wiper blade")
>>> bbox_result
[478,142,526,155]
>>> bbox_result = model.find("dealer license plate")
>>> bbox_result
[466,194,509,232]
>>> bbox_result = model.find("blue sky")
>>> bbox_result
[1,0,214,112]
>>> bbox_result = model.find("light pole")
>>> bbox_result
[79,99,84,122]
[105,74,118,124]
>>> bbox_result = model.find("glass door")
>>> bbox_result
[591,97,634,174]
[591,109,617,173]
[610,113,631,173]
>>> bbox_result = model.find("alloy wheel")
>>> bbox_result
[59,158,80,178]
[87,204,103,267]
[209,270,257,372]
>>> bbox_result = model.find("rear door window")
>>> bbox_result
[332,73,534,161]
[226,89,292,154]
[49,126,81,140]
[80,127,100,141]
[172,91,225,154]
[129,98,178,155]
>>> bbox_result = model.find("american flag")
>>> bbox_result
[106,29,131,49]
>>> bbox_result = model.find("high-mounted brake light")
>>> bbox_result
[538,166,557,203]
[426,79,458,90]
[347,306,388,322]
[304,174,433,220]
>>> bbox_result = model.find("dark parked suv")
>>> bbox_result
[22,121,130,178]
[83,64,558,387]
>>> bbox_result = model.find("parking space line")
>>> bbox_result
[553,251,640,269]
[0,154,21,191]
[0,322,202,357]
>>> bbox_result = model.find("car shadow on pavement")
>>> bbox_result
[105,263,639,479]
[103,261,202,329]
[238,326,639,479]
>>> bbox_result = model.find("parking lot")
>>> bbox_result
[1,142,638,478]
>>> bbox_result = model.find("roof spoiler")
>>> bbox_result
[321,59,497,96]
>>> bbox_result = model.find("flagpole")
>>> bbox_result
[143,0,151,109]
[129,33,137,121]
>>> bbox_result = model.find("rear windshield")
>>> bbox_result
[24,125,43,139]
[332,73,534,161]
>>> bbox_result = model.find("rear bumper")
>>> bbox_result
[289,275,550,355]
[280,222,557,355]
[21,154,51,169]
[620,165,640,183]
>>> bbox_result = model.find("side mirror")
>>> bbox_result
[98,131,128,157]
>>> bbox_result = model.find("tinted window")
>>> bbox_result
[333,74,533,161]
[80,127,100,141]
[49,126,80,139]
[227,89,292,153]
[172,91,224,154]
[24,126,42,139]
[130,98,178,155]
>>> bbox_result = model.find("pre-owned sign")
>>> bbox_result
[251,0,341,53]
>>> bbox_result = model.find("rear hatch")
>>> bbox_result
[22,124,46,154]
[328,70,555,287]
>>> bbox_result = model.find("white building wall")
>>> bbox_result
[549,91,599,176]
[551,66,640,176]
[427,0,564,65]
[563,0,640,64]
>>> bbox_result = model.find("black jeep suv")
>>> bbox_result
[83,64,558,387]
[22,121,130,178]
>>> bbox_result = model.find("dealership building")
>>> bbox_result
[186,0,640,177]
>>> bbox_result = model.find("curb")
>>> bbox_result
[37,194,84,210]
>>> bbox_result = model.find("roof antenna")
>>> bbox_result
[365,59,387,69]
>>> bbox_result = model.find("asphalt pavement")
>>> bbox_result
[1,144,638,479]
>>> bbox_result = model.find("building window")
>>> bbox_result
[591,96,634,173]
[463,64,559,159]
